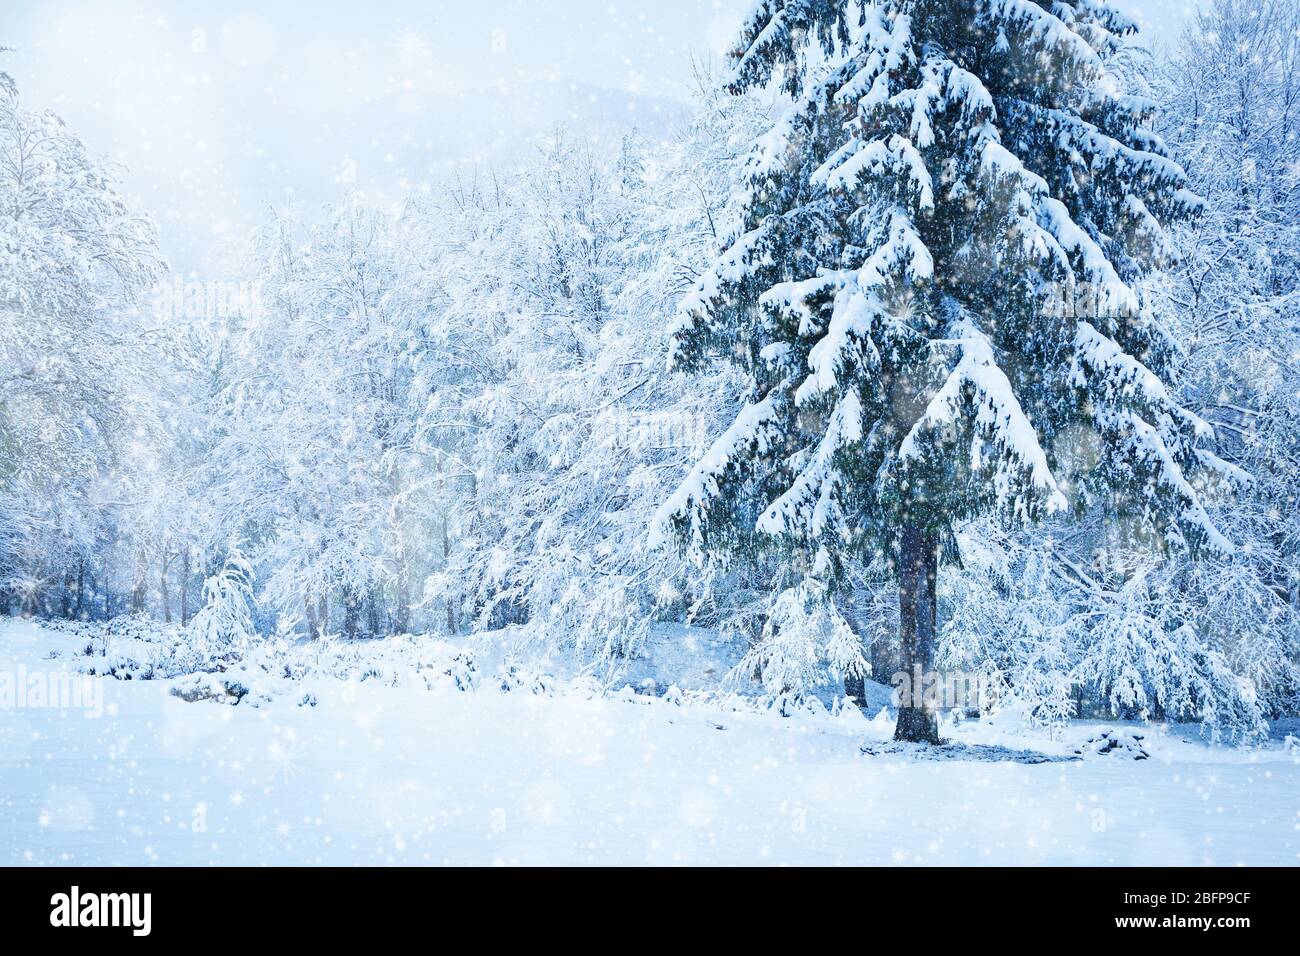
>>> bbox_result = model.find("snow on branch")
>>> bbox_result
[757,389,863,537]
[648,382,788,552]
[898,320,1067,516]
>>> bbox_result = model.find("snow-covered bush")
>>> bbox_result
[939,527,1078,726]
[1072,564,1266,740]
[941,522,1273,739]
[733,578,868,698]
[188,550,257,657]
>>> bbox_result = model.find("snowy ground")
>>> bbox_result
[2,617,1297,866]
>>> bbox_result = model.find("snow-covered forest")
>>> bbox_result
[3,0,1298,735]
[1,0,1299,866]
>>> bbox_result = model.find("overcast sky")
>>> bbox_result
[2,0,1202,277]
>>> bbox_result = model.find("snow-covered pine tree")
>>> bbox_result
[652,0,1230,742]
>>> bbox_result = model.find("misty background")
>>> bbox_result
[4,0,1196,277]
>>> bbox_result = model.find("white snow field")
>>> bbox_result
[2,617,1297,866]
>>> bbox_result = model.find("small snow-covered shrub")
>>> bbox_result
[732,578,868,698]
[1072,565,1266,741]
[188,550,257,658]
[940,524,1276,740]
[940,536,1077,727]
[169,671,272,707]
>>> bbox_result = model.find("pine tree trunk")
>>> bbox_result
[894,524,942,744]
